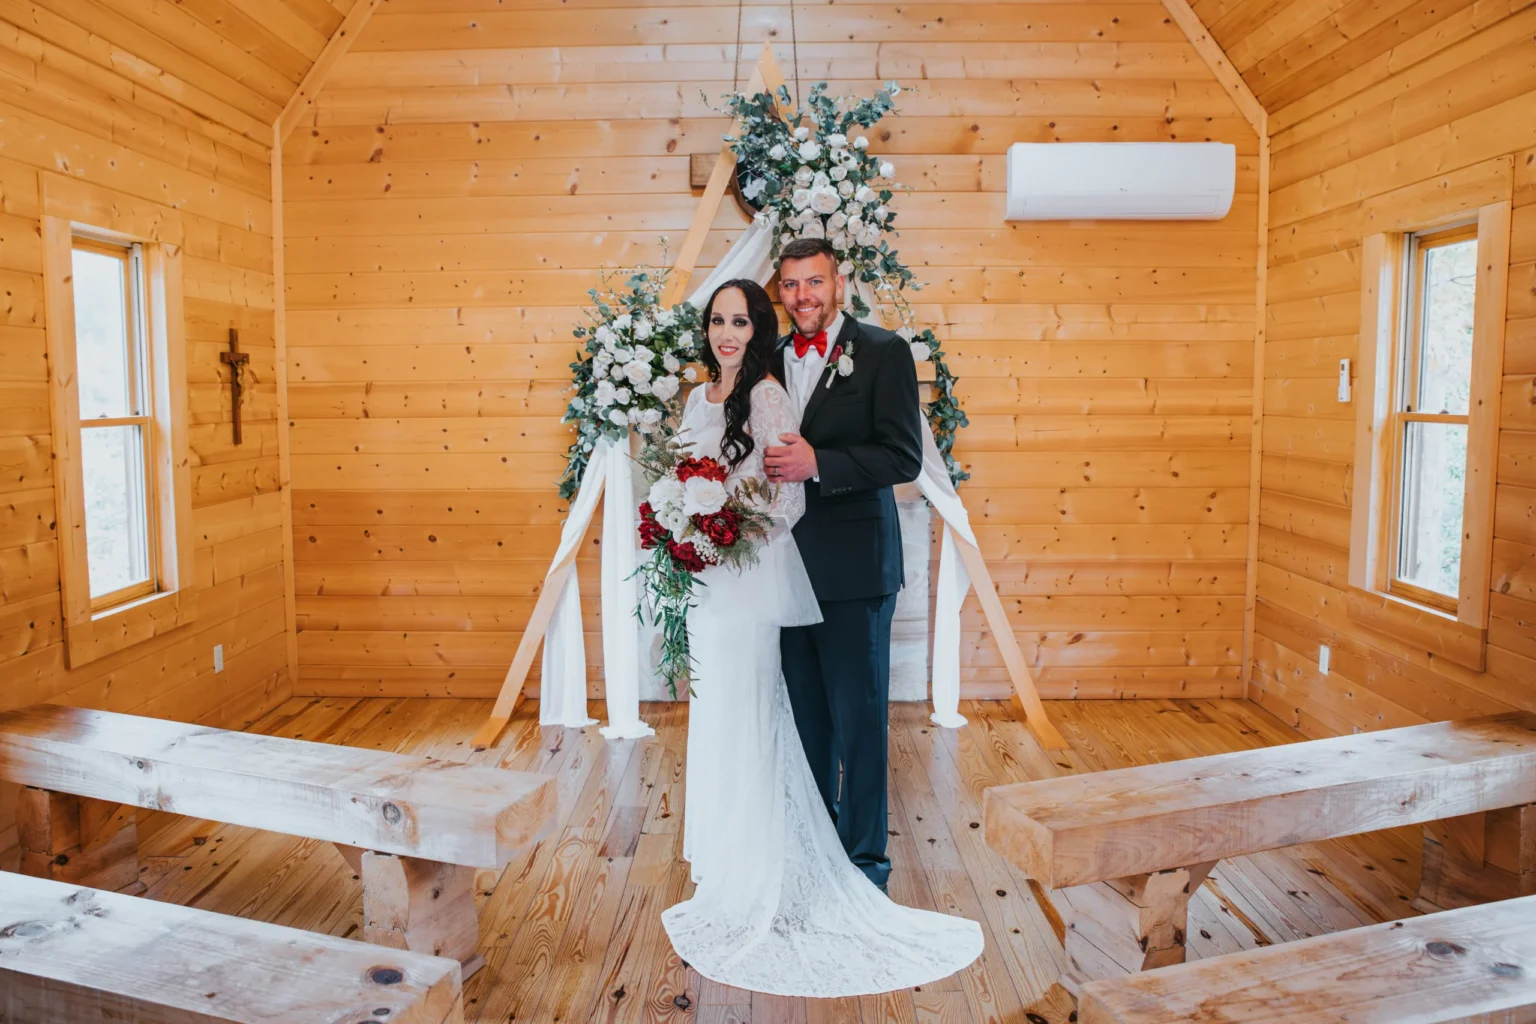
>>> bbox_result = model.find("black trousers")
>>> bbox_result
[780,593,897,888]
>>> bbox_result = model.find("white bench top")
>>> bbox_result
[0,704,556,869]
[984,712,1536,887]
[0,871,464,1023]
[1079,895,1536,1024]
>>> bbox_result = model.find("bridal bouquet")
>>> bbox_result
[634,444,773,697]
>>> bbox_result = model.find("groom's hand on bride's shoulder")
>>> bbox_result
[764,433,818,483]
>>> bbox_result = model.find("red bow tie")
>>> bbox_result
[792,330,828,359]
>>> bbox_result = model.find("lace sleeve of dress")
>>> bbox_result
[747,379,805,531]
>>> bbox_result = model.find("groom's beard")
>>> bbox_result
[788,300,835,336]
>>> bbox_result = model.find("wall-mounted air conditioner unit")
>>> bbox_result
[1004,142,1236,221]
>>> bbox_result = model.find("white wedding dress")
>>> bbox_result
[661,379,983,997]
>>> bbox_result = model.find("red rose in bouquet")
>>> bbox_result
[675,456,729,484]
[696,509,741,548]
[666,538,708,573]
[638,501,668,550]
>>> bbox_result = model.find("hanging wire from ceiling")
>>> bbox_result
[789,0,801,107]
[731,0,744,95]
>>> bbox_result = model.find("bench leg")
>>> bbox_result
[1055,861,1217,998]
[16,786,142,894]
[1414,804,1536,913]
[358,850,485,980]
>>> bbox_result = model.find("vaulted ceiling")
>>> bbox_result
[1186,0,1478,119]
[1,0,360,145]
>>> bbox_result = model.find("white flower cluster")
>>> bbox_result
[776,128,895,254]
[647,473,728,541]
[587,307,698,436]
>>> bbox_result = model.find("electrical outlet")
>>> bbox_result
[1318,644,1330,674]
[213,644,224,673]
[1337,358,1351,402]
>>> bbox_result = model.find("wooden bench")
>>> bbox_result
[983,712,1536,995]
[0,703,558,978]
[1,872,465,1023]
[1078,894,1536,1024]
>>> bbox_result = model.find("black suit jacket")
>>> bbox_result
[771,317,924,602]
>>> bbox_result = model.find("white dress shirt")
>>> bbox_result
[784,311,844,420]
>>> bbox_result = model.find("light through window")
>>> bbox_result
[71,239,158,608]
[1390,227,1476,611]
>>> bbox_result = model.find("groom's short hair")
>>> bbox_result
[778,237,839,274]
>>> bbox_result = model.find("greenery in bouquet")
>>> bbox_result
[557,265,702,500]
[722,81,970,486]
[633,442,774,697]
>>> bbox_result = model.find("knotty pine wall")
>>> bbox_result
[0,4,303,843]
[282,0,1261,701]
[1243,6,1536,734]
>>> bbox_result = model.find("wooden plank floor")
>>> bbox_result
[123,697,1426,1023]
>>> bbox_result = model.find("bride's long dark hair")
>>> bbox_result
[699,279,780,472]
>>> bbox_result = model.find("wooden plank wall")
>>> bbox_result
[0,0,330,846]
[282,0,1261,701]
[1193,0,1536,733]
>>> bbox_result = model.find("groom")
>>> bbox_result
[763,238,924,892]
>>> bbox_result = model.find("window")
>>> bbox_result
[1349,200,1511,672]
[1388,226,1476,611]
[72,237,159,610]
[41,174,197,667]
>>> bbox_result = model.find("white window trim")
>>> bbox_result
[1348,200,1511,672]
[41,175,198,668]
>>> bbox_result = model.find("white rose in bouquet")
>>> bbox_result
[873,205,890,222]
[632,318,653,340]
[662,353,680,373]
[839,148,859,167]
[910,342,931,363]
[831,232,851,251]
[768,143,787,160]
[812,170,830,189]
[794,165,814,185]
[810,187,842,214]
[609,363,627,380]
[827,211,848,232]
[651,374,680,401]
[854,135,869,150]
[614,386,632,404]
[799,217,827,239]
[631,344,655,364]
[798,140,823,163]
[839,180,855,198]
[791,188,812,211]
[642,408,663,425]
[846,202,864,219]
[678,330,694,349]
[859,224,882,246]
[611,345,633,362]
[681,475,728,517]
[624,360,652,385]
[846,215,864,235]
[613,313,632,330]
[684,366,698,381]
[594,380,617,407]
[592,353,613,375]
[879,160,896,178]
[633,380,653,395]
[656,308,677,328]
[826,133,847,149]
[794,126,810,141]
[595,324,616,348]
[649,476,685,512]
[830,165,848,182]
[608,409,628,427]
[897,326,915,341]
[627,407,643,424]
[839,260,855,275]
[855,184,877,204]
[658,505,689,539]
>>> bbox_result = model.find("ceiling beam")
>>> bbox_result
[277,0,384,142]
[1159,0,1267,137]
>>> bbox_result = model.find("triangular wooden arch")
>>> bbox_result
[472,42,1064,752]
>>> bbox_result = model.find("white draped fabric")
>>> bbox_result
[538,211,980,733]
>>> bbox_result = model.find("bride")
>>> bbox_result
[660,279,983,997]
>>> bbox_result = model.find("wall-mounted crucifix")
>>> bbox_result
[220,327,250,445]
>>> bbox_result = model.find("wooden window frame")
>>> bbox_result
[1349,201,1511,672]
[41,176,197,668]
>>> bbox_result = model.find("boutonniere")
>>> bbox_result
[824,339,856,389]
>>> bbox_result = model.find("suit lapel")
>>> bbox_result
[799,316,860,434]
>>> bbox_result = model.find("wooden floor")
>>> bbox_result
[125,697,1425,1023]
